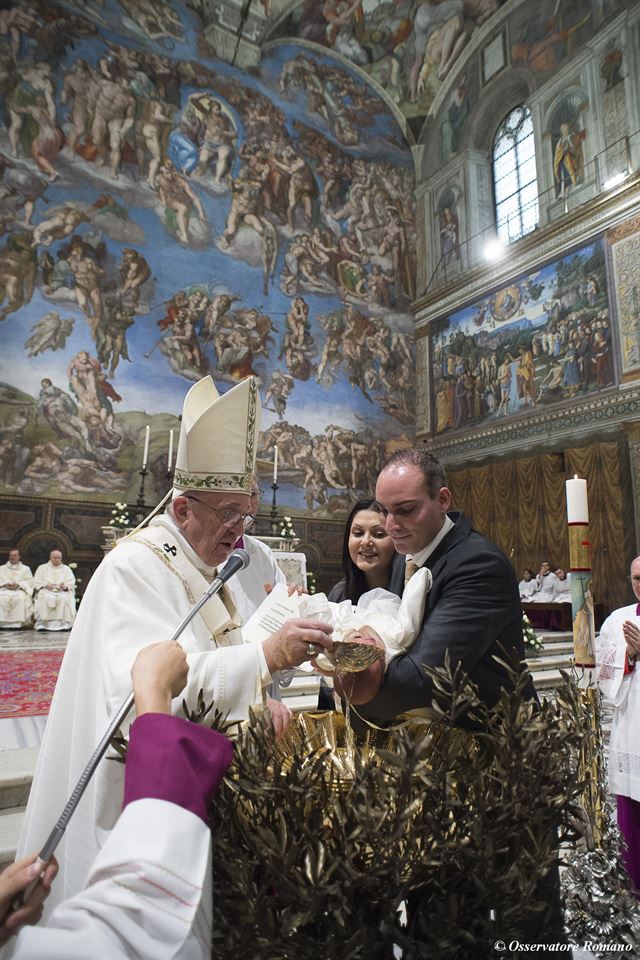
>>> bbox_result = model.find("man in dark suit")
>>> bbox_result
[335,448,565,948]
[341,447,535,724]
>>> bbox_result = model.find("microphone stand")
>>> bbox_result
[16,553,249,903]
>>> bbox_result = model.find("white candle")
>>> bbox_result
[142,424,150,469]
[565,475,588,524]
[168,429,174,470]
[273,444,278,483]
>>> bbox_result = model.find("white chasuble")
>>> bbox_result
[0,562,34,627]
[33,562,76,629]
[17,515,269,920]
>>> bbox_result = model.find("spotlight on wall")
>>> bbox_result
[603,171,628,190]
[484,238,505,261]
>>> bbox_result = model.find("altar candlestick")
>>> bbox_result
[273,444,278,483]
[142,425,150,470]
[168,429,174,470]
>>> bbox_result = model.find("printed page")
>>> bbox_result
[242,582,301,643]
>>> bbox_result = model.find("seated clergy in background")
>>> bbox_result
[0,549,34,628]
[550,567,571,603]
[518,567,539,600]
[5,639,233,959]
[17,376,333,922]
[533,560,558,602]
[33,550,76,631]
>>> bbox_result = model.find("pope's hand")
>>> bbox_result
[262,618,333,674]
[131,640,189,716]
[0,853,58,946]
[265,696,292,739]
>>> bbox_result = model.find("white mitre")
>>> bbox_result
[173,375,261,494]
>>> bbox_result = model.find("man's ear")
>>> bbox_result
[172,496,189,524]
[438,486,452,512]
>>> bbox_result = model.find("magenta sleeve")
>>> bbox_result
[123,713,234,823]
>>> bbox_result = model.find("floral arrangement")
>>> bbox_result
[279,515,296,540]
[110,502,130,529]
[306,570,317,595]
[522,613,544,653]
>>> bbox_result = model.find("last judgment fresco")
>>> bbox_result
[0,0,416,513]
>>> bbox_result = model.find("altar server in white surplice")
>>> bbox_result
[33,550,76,631]
[8,641,233,960]
[16,375,334,923]
[0,549,34,628]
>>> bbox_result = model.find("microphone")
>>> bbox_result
[217,548,250,585]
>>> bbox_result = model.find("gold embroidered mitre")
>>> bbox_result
[173,375,261,493]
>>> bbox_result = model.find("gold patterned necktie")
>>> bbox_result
[404,560,420,584]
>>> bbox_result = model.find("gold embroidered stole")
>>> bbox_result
[126,524,242,646]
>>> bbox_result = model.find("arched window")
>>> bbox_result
[492,104,539,244]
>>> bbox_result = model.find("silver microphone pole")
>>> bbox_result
[16,548,250,900]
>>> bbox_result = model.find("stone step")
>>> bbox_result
[0,805,26,871]
[526,654,575,672]
[528,642,574,659]
[0,747,39,811]
[531,669,564,690]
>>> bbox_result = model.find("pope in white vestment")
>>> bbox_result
[33,550,76,631]
[16,376,334,922]
[0,550,34,628]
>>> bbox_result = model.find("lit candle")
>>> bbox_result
[142,425,150,470]
[168,429,174,470]
[565,475,588,524]
[273,444,278,484]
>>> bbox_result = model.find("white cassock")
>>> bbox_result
[549,574,571,604]
[533,571,558,602]
[518,578,538,600]
[225,534,285,624]
[12,800,212,960]
[17,514,271,918]
[596,603,640,802]
[33,562,76,630]
[0,562,34,627]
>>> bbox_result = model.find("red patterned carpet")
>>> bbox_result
[0,650,64,718]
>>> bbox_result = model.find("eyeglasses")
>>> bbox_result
[184,496,255,529]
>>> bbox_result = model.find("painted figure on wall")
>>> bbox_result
[553,121,586,196]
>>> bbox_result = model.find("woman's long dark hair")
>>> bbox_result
[339,497,394,604]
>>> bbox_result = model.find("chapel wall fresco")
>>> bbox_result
[0,0,416,516]
[430,232,632,438]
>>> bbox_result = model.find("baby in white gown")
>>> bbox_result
[297,568,432,673]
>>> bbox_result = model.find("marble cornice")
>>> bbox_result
[413,175,640,326]
[420,383,640,466]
